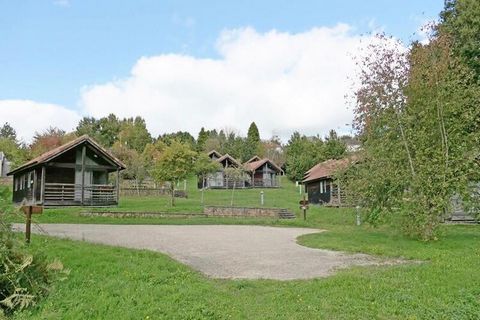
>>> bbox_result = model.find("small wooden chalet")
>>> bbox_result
[303,158,353,206]
[244,158,283,188]
[7,135,126,206]
[200,152,247,189]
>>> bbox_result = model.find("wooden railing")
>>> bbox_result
[44,183,118,206]
[252,178,279,188]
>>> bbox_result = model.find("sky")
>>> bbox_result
[0,0,444,142]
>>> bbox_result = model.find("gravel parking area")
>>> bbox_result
[14,223,386,280]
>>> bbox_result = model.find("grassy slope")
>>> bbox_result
[9,177,480,319]
[13,224,480,319]
[8,176,328,225]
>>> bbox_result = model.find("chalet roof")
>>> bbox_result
[207,150,222,158]
[244,158,283,173]
[216,153,241,167]
[7,135,126,176]
[302,157,355,183]
[245,155,261,164]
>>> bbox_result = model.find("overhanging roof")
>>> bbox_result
[8,135,126,176]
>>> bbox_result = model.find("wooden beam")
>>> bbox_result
[40,166,46,204]
[46,162,117,171]
[32,169,37,204]
[81,145,86,206]
[116,168,120,204]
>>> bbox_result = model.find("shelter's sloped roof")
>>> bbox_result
[8,135,126,176]
[244,158,283,173]
[207,150,222,158]
[303,157,354,183]
[245,155,261,164]
[216,153,241,167]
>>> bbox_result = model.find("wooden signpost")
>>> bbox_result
[299,196,309,221]
[21,205,43,244]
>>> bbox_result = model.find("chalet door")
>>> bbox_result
[74,169,93,201]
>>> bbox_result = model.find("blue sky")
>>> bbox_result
[0,0,444,141]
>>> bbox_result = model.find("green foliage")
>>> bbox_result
[285,132,325,181]
[350,10,480,240]
[152,141,197,206]
[0,187,59,316]
[196,127,209,151]
[76,114,122,147]
[0,138,29,170]
[157,131,196,149]
[0,123,17,141]
[324,130,347,160]
[118,117,152,153]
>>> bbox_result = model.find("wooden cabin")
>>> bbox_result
[7,135,126,207]
[303,158,353,206]
[244,158,283,188]
[199,152,248,189]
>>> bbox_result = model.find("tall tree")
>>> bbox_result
[118,117,152,153]
[196,127,209,151]
[244,122,261,160]
[152,141,197,206]
[324,130,347,159]
[194,153,221,204]
[285,132,325,181]
[0,123,16,141]
[29,127,76,157]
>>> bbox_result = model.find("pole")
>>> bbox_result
[303,193,307,221]
[81,145,86,206]
[260,191,264,206]
[25,206,32,244]
[356,206,361,226]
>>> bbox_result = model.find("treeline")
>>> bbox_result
[0,117,355,183]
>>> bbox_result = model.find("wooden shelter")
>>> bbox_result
[303,158,353,206]
[200,152,247,189]
[244,158,283,188]
[8,135,126,206]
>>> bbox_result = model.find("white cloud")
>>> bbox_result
[81,24,371,140]
[0,24,376,143]
[0,100,80,143]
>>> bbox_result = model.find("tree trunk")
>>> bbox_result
[171,182,175,207]
[201,176,205,204]
[231,181,236,206]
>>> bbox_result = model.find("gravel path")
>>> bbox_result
[13,223,385,280]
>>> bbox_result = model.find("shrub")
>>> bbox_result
[0,186,59,317]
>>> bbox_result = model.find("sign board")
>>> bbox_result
[299,200,309,206]
[21,206,43,215]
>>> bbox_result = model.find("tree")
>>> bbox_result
[0,123,16,141]
[194,153,221,204]
[29,127,75,158]
[0,138,29,169]
[111,142,147,194]
[285,132,325,181]
[151,141,197,206]
[244,122,261,161]
[349,25,480,240]
[118,117,152,153]
[324,130,347,159]
[157,131,196,149]
[224,167,244,206]
[196,127,209,151]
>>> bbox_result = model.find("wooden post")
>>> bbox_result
[25,206,32,244]
[40,166,45,204]
[303,193,307,221]
[81,145,86,205]
[116,168,120,204]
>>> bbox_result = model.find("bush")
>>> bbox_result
[0,186,59,317]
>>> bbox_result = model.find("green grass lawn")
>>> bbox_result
[8,176,335,226]
[12,223,480,319]
[7,177,480,319]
